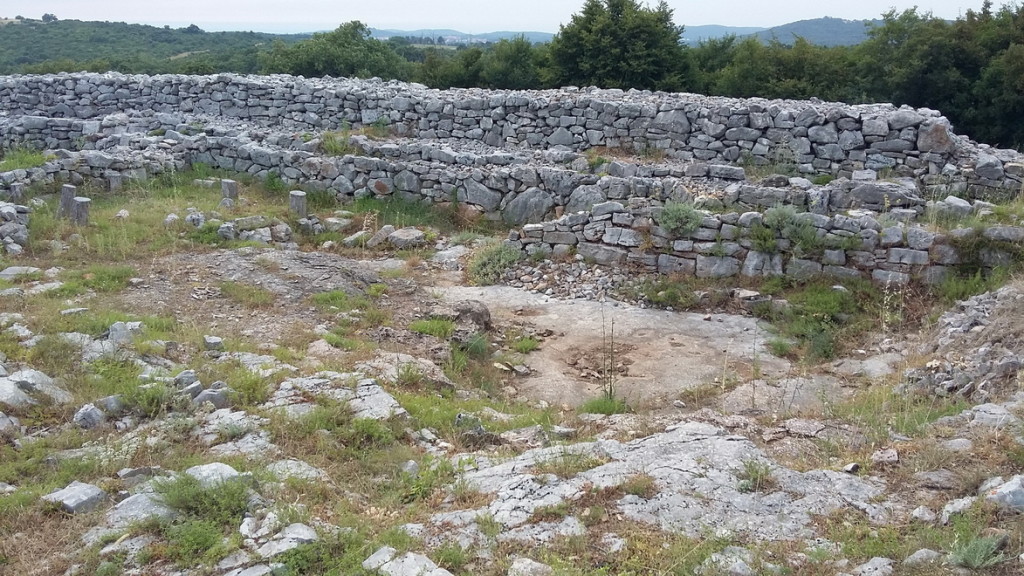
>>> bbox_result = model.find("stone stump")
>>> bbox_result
[221,179,239,200]
[289,190,308,219]
[58,184,76,218]
[71,197,91,225]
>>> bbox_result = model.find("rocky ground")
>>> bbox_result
[0,170,1023,576]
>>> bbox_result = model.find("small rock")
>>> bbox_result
[843,463,861,474]
[193,389,230,409]
[913,469,958,491]
[73,404,106,429]
[42,481,106,513]
[941,496,977,524]
[508,557,554,576]
[185,462,240,487]
[203,335,225,351]
[851,556,893,576]
[982,475,1024,513]
[870,448,899,465]
[910,506,937,523]
[903,549,942,565]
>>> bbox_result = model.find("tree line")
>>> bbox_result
[3,1,1023,149]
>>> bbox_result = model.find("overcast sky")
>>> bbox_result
[1,1,988,33]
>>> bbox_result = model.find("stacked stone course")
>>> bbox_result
[1,73,1023,283]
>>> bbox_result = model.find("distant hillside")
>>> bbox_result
[681,24,766,44]
[0,18,307,73]
[370,28,554,44]
[749,17,881,46]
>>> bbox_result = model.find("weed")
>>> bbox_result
[153,474,249,527]
[433,543,471,573]
[811,174,835,185]
[126,383,174,418]
[581,309,630,414]
[766,337,795,358]
[749,223,779,254]
[400,457,456,503]
[467,242,521,285]
[320,128,356,156]
[658,201,703,237]
[580,394,630,415]
[530,501,571,522]
[219,281,274,309]
[621,473,658,498]
[409,318,456,339]
[534,450,607,478]
[265,172,286,192]
[633,276,699,309]
[164,519,229,567]
[336,418,397,450]
[511,336,540,354]
[735,459,777,493]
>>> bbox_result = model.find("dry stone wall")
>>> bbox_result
[1,73,1022,190]
[1,72,1023,284]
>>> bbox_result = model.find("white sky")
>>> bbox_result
[0,1,988,33]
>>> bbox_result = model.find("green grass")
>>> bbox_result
[533,450,608,478]
[630,276,700,309]
[395,392,553,440]
[408,318,455,339]
[0,147,47,171]
[153,474,250,526]
[219,281,274,309]
[310,289,373,312]
[48,264,136,297]
[827,385,970,445]
[511,336,540,354]
[752,278,879,361]
[352,196,458,232]
[580,394,630,415]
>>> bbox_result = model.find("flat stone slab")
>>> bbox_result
[267,459,328,481]
[185,462,241,487]
[105,493,176,529]
[42,481,106,514]
[0,266,40,281]
[447,421,889,542]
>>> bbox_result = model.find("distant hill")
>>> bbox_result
[681,25,766,44]
[749,17,882,46]
[0,18,308,73]
[370,28,554,44]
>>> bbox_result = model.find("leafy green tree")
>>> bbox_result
[547,0,688,91]
[259,21,411,79]
[480,36,540,89]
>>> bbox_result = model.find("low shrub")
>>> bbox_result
[658,201,703,237]
[467,242,521,285]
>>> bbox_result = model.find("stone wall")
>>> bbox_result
[1,72,1022,192]
[506,200,1023,286]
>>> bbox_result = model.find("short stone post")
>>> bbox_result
[108,174,123,192]
[70,197,91,225]
[7,182,24,202]
[58,184,76,219]
[289,190,308,219]
[221,179,238,200]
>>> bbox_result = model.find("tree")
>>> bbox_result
[41,13,57,23]
[259,21,411,79]
[481,36,539,89]
[547,0,688,91]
